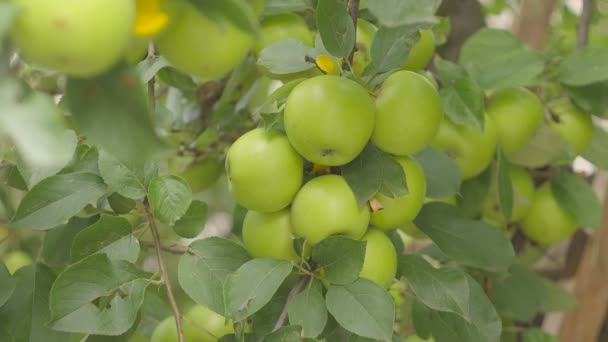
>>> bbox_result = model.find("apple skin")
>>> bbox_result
[352,19,377,76]
[2,250,33,275]
[370,157,426,229]
[178,158,223,193]
[151,305,233,342]
[431,114,498,180]
[482,165,535,226]
[521,183,578,245]
[487,87,544,156]
[284,75,376,166]
[255,13,313,54]
[547,98,593,154]
[226,128,303,213]
[10,0,134,77]
[359,229,397,288]
[401,29,435,71]
[291,175,370,245]
[242,209,300,262]
[404,335,435,342]
[156,2,254,81]
[372,70,443,156]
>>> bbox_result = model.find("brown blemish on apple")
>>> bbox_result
[368,198,384,212]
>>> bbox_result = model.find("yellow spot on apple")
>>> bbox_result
[134,0,169,37]
[315,54,338,75]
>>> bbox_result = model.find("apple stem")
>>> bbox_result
[347,0,360,67]
[576,0,593,48]
[272,275,310,332]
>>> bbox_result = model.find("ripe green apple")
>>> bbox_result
[226,128,303,213]
[372,70,443,156]
[401,29,435,71]
[10,0,134,77]
[370,157,426,229]
[359,229,397,288]
[156,1,254,81]
[547,98,593,154]
[521,183,578,245]
[291,175,370,245]
[482,165,535,225]
[255,13,313,54]
[2,250,32,275]
[177,158,223,193]
[487,87,544,156]
[284,75,375,166]
[151,305,233,342]
[242,209,300,262]
[431,114,498,180]
[352,19,377,76]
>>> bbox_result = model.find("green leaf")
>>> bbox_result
[414,202,515,271]
[414,147,461,199]
[507,122,576,168]
[342,144,408,207]
[157,67,198,93]
[250,275,300,336]
[0,3,17,52]
[559,46,608,86]
[439,77,485,131]
[98,150,153,200]
[43,216,99,267]
[434,57,467,85]
[325,279,395,342]
[317,0,355,58]
[411,298,433,339]
[0,261,15,307]
[178,237,252,315]
[459,28,545,90]
[11,173,107,230]
[71,215,140,263]
[312,236,366,285]
[367,0,441,27]
[186,0,259,35]
[581,123,608,169]
[258,78,306,111]
[365,25,421,75]
[148,175,192,225]
[492,264,551,321]
[136,55,172,83]
[551,172,601,230]
[0,265,70,342]
[539,278,577,312]
[224,259,293,321]
[1,164,27,191]
[258,39,317,74]
[107,192,136,215]
[429,309,501,342]
[173,200,208,238]
[48,254,148,335]
[61,144,100,175]
[565,81,608,118]
[64,66,165,163]
[287,280,328,338]
[264,325,303,342]
[261,112,285,132]
[497,154,513,222]
[263,0,311,15]
[522,328,558,342]
[456,169,491,218]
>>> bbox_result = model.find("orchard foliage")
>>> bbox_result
[0,0,607,341]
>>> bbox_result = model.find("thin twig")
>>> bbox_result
[347,0,361,67]
[576,0,594,48]
[272,276,310,332]
[140,240,188,255]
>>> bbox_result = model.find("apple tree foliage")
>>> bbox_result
[0,0,607,341]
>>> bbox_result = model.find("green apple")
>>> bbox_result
[125,37,149,65]
[547,98,593,153]
[156,1,254,81]
[2,250,32,275]
[255,13,313,54]
[284,75,376,166]
[10,0,134,77]
[226,128,303,213]
[352,19,377,76]
[178,158,223,193]
[359,229,397,288]
[372,70,443,156]
[482,165,535,225]
[401,29,435,71]
[291,175,370,245]
[487,87,544,156]
[404,335,434,342]
[151,305,233,342]
[521,183,578,245]
[418,70,438,90]
[431,114,498,180]
[242,209,300,262]
[370,157,426,229]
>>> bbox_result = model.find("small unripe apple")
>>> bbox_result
[359,229,397,288]
[2,250,32,275]
[291,175,370,245]
[242,209,300,262]
[178,158,223,193]
[151,305,233,342]
[547,98,593,154]
[352,19,377,76]
[401,29,435,71]
[255,13,313,54]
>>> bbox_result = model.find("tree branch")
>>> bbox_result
[577,0,594,48]
[140,240,188,255]
[347,0,360,66]
[272,276,309,332]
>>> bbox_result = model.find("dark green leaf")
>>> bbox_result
[539,278,577,312]
[98,150,150,200]
[414,147,461,199]
[551,172,601,230]
[565,81,608,118]
[559,46,608,86]
[497,154,513,222]
[287,280,328,337]
[430,309,501,342]
[439,77,485,131]
[64,66,165,163]
[71,215,139,262]
[157,67,198,93]
[48,254,148,335]
[178,237,252,315]
[414,202,515,271]
[312,236,366,285]
[264,325,303,342]
[2,164,27,191]
[11,173,107,230]
[411,298,433,339]
[459,28,545,90]
[43,216,99,267]
[325,279,394,342]
[148,175,192,225]
[251,275,300,336]
[173,200,208,238]
[317,0,355,58]
[0,261,15,307]
[258,39,317,74]
[434,57,467,86]
[61,144,100,175]
[261,112,285,131]
[367,0,441,27]
[492,264,549,321]
[107,192,136,215]
[186,0,259,35]
[342,144,408,207]
[365,25,421,75]
[581,124,608,169]
[456,168,491,218]
[257,78,306,112]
